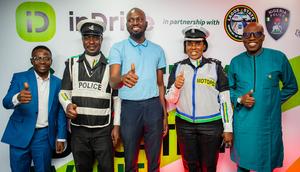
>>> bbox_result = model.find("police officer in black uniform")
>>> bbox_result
[59,19,121,172]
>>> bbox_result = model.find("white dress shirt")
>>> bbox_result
[35,71,50,128]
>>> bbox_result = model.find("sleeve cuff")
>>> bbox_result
[56,139,66,142]
[113,97,121,126]
[12,93,20,107]
[237,97,242,104]
[223,123,233,132]
[62,100,72,113]
[165,84,181,104]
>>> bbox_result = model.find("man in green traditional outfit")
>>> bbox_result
[228,22,298,172]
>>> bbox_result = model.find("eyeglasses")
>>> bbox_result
[31,56,52,62]
[242,32,264,39]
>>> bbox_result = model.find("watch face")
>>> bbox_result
[237,97,242,104]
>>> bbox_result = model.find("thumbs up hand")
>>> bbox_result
[121,63,139,88]
[17,82,32,104]
[175,71,185,89]
[240,89,255,108]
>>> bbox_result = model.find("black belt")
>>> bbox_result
[35,126,48,131]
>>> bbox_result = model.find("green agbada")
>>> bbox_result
[228,48,298,171]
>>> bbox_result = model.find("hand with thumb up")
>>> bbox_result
[175,71,185,89]
[240,89,255,108]
[66,103,78,119]
[121,63,139,88]
[17,82,32,104]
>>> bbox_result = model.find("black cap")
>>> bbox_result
[182,26,209,41]
[77,19,106,36]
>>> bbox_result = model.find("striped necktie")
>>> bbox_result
[92,59,98,68]
[196,59,201,67]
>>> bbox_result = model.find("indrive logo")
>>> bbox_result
[16,1,56,42]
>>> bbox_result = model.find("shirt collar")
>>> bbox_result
[246,48,264,57]
[182,56,209,68]
[189,57,202,63]
[85,53,100,60]
[34,71,50,81]
[128,37,148,47]
[189,57,202,68]
[78,52,107,64]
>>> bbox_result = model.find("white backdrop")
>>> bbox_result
[0,0,299,171]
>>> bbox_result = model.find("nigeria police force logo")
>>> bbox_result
[265,8,290,40]
[224,5,258,42]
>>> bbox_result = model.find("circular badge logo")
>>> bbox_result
[224,5,258,42]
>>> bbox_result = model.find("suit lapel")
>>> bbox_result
[28,70,38,112]
[48,75,55,113]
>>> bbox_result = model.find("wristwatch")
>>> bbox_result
[237,97,242,104]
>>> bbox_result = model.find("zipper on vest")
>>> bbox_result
[192,68,197,121]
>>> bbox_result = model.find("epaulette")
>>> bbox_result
[69,54,80,59]
[207,58,221,65]
[65,54,82,63]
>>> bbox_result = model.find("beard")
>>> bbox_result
[127,25,146,40]
[130,31,144,40]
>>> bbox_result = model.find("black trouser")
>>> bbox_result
[71,125,113,172]
[176,117,223,172]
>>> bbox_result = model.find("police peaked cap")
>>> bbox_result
[182,26,209,41]
[182,26,209,52]
[77,19,106,36]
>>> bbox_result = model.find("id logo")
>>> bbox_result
[16,2,56,42]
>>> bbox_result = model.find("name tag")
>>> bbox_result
[197,78,216,87]
[78,81,102,90]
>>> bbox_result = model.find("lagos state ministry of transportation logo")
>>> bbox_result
[224,5,258,42]
[265,8,290,40]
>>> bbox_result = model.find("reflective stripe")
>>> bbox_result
[176,109,221,122]
[72,90,111,99]
[76,107,111,116]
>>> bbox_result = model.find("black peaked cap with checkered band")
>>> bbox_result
[77,19,106,36]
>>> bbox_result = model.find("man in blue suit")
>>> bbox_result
[2,45,67,172]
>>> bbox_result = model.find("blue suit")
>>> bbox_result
[2,69,67,172]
